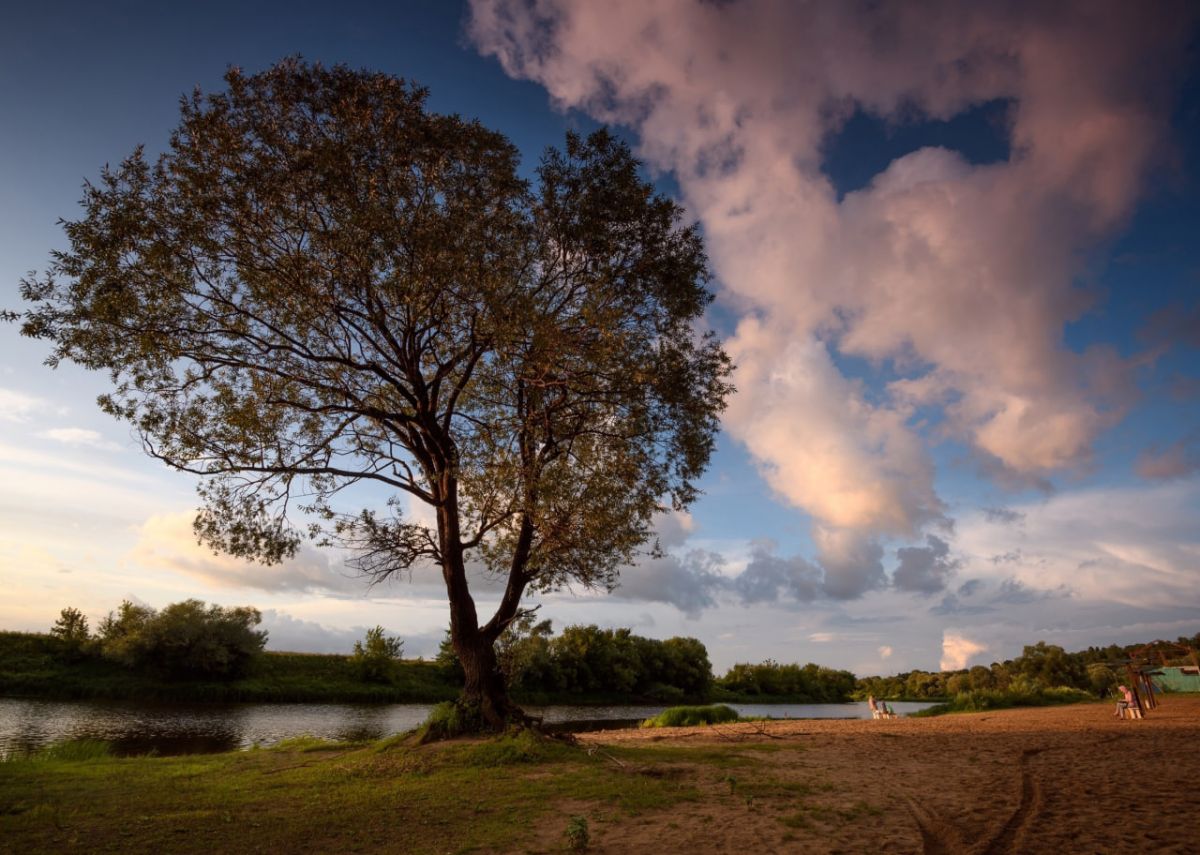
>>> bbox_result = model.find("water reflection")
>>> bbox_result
[0,698,936,758]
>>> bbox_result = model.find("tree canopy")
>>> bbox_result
[15,59,732,729]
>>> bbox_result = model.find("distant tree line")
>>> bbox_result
[40,600,871,702]
[436,618,713,701]
[436,616,857,703]
[51,600,1183,707]
[857,634,1200,701]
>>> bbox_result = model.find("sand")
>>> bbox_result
[551,697,1200,854]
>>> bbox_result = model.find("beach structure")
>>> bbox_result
[1153,665,1200,693]
[1130,640,1200,672]
[1103,640,1200,719]
[1128,640,1200,708]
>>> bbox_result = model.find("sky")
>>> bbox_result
[1,0,1198,676]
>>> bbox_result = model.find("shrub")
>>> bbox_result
[351,626,404,683]
[96,599,266,678]
[416,701,481,742]
[641,704,739,728]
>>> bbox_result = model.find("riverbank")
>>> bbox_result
[0,632,459,704]
[0,632,848,707]
[3,697,1196,853]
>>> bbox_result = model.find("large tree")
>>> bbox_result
[13,60,731,730]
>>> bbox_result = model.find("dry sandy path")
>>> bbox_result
[541,697,1200,854]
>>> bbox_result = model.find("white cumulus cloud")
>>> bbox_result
[941,630,987,671]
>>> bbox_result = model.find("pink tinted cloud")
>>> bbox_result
[469,0,1193,542]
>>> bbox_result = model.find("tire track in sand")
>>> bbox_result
[904,795,969,855]
[907,744,1059,855]
[974,747,1046,855]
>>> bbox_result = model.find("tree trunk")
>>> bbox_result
[433,471,532,735]
[454,628,523,731]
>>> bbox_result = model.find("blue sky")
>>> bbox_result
[2,1,1198,674]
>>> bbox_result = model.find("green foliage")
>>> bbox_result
[915,685,1094,716]
[644,683,686,703]
[497,613,555,689]
[95,600,155,667]
[565,815,590,852]
[1013,641,1086,689]
[1086,662,1118,695]
[856,635,1165,703]
[49,607,91,661]
[557,626,710,697]
[351,626,403,684]
[95,599,266,679]
[484,620,715,702]
[716,660,856,702]
[641,704,739,728]
[416,701,482,743]
[435,630,465,683]
[460,730,552,767]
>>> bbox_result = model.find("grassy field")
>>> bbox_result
[0,732,725,853]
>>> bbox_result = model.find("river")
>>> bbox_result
[0,697,937,758]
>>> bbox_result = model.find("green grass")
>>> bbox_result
[641,705,740,728]
[1,738,115,764]
[605,743,765,768]
[270,736,361,753]
[0,733,702,854]
[0,728,905,852]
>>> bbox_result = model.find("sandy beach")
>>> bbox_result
[563,697,1200,854]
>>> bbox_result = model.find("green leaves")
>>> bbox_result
[351,626,404,683]
[93,598,267,678]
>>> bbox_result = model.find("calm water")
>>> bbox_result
[0,697,936,758]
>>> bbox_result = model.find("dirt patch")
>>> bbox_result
[541,697,1200,853]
